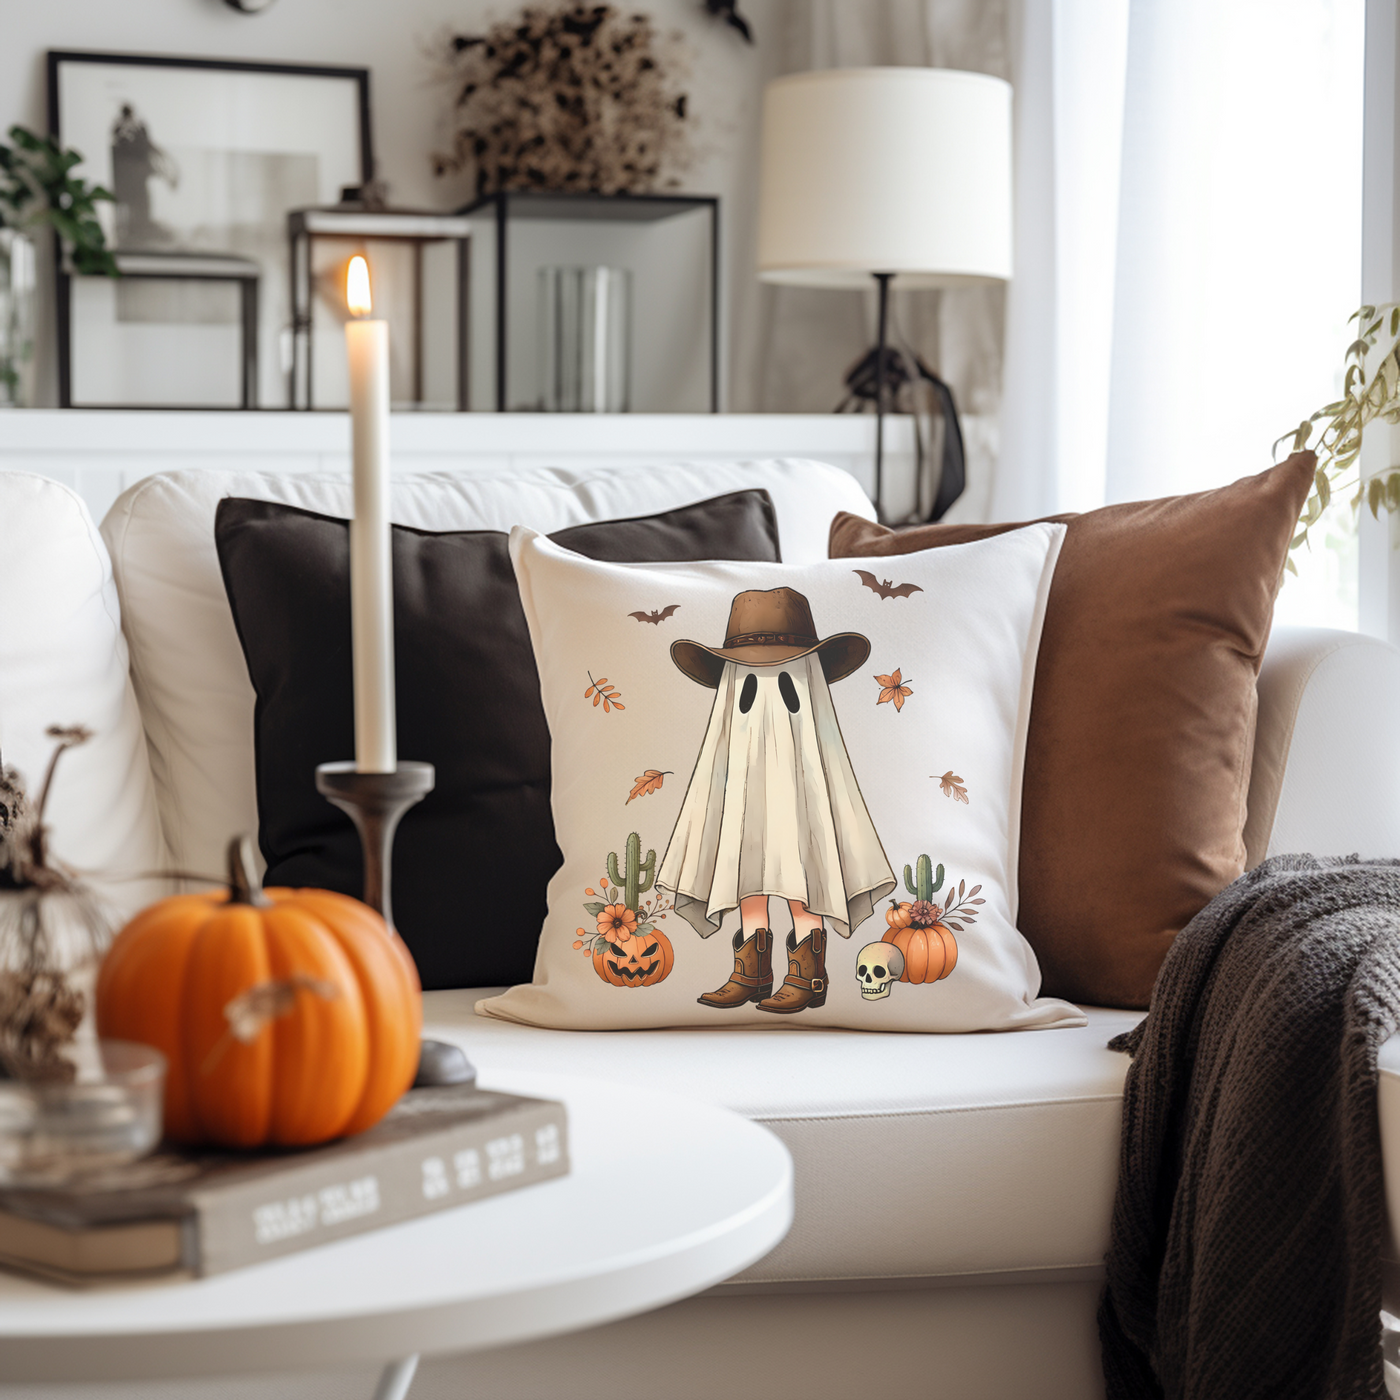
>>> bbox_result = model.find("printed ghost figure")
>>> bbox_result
[657,588,896,1014]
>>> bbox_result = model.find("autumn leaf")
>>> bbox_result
[626,769,673,803]
[936,771,970,804]
[874,668,913,712]
[586,670,624,714]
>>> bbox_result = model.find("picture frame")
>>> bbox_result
[48,50,371,409]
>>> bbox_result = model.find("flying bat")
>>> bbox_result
[629,605,682,625]
[854,571,924,601]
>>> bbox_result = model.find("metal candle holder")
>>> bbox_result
[315,761,435,931]
[315,759,474,1088]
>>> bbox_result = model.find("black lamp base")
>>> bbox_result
[315,760,475,1089]
[843,271,966,527]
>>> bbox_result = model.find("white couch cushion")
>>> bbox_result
[431,991,1137,1284]
[0,472,166,915]
[100,460,871,879]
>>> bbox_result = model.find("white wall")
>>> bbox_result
[0,0,778,409]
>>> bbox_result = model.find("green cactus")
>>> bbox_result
[607,832,656,912]
[903,855,945,903]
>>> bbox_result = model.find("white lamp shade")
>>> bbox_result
[757,67,1013,290]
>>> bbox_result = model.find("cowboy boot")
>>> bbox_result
[698,928,773,1008]
[757,927,828,1014]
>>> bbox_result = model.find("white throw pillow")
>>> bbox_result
[101,459,870,881]
[478,525,1085,1032]
[0,472,166,916]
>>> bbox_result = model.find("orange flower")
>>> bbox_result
[596,903,638,939]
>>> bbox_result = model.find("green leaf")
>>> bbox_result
[1387,472,1400,510]
[1370,476,1384,518]
[0,124,114,269]
[582,901,607,916]
[1285,554,1299,576]
[1316,471,1331,509]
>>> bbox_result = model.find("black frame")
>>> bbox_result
[48,49,373,410]
[459,190,721,414]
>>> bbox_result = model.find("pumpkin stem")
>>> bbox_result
[226,835,271,907]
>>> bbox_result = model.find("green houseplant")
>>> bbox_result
[0,126,117,276]
[1281,304,1400,567]
[0,125,117,407]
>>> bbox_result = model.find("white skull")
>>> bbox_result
[856,942,903,1000]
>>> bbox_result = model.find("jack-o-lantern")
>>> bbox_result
[883,919,958,984]
[593,928,674,987]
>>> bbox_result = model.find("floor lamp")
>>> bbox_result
[755,67,1013,523]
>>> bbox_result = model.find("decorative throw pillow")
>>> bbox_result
[828,452,1317,1009]
[214,489,782,992]
[477,524,1084,1032]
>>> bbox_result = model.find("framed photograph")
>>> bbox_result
[49,51,371,409]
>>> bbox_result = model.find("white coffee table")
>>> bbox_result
[0,1070,793,1398]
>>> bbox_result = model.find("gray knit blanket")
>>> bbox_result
[1099,853,1400,1400]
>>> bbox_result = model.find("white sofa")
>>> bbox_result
[4,458,1400,1400]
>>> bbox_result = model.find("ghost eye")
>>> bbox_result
[739,673,758,713]
[778,671,800,713]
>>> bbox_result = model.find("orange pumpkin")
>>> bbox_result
[885,899,914,931]
[95,837,421,1148]
[592,926,674,987]
[883,921,958,984]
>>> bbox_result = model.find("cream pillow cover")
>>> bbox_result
[477,524,1084,1033]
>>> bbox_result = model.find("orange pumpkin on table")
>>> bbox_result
[95,836,421,1148]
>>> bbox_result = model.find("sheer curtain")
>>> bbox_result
[997,0,1364,624]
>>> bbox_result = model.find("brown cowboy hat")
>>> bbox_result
[671,587,870,689]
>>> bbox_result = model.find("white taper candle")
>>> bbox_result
[345,255,396,774]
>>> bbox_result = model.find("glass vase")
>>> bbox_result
[538,265,631,412]
[0,229,37,408]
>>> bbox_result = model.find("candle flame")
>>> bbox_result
[346,256,372,316]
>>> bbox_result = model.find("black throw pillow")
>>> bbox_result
[214,490,781,990]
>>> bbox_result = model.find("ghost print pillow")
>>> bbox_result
[477,524,1085,1033]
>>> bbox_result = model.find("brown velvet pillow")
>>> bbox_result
[828,453,1316,1008]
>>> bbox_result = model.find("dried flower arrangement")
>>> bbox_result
[0,727,113,1082]
[433,4,692,198]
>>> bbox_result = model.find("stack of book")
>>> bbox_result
[0,1084,568,1285]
